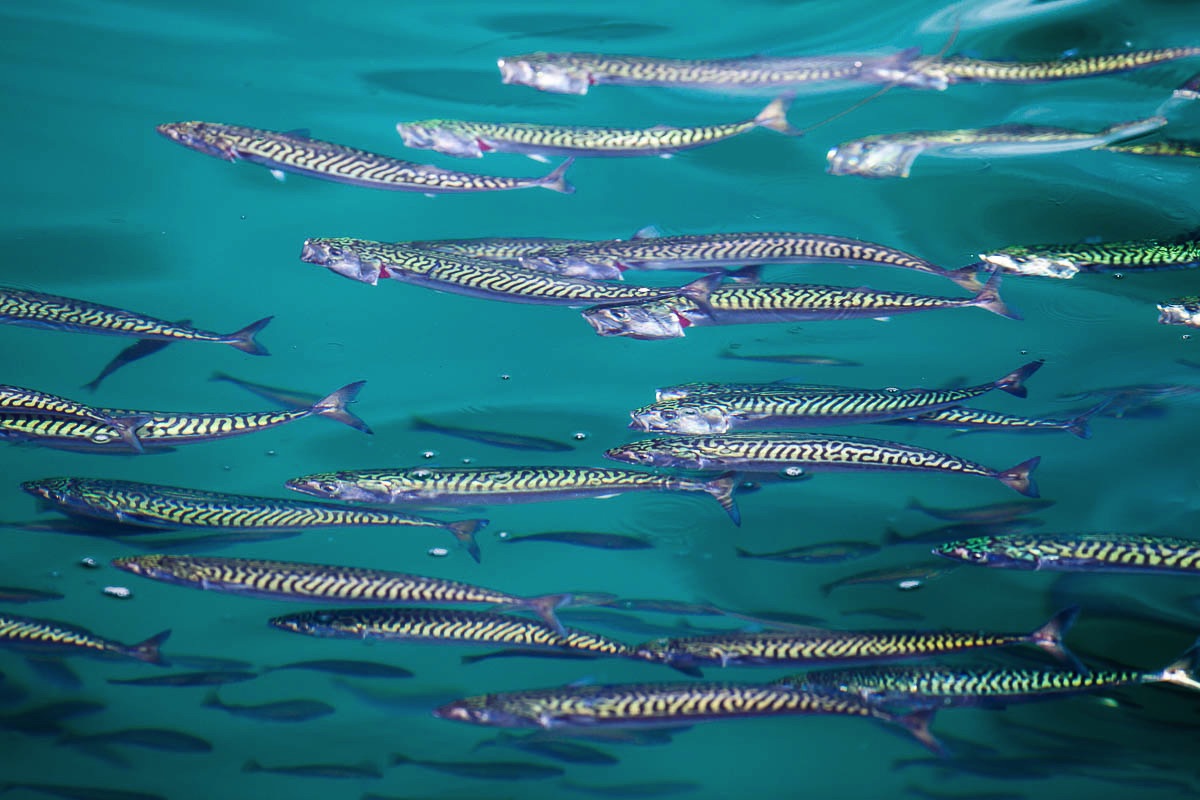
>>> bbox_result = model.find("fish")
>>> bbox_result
[405,235,587,264]
[58,727,213,753]
[107,670,255,687]
[202,692,335,722]
[241,759,383,779]
[496,49,923,94]
[718,350,862,367]
[299,237,711,308]
[389,752,564,780]
[819,563,958,595]
[0,386,149,451]
[0,286,271,354]
[461,649,604,666]
[883,519,1044,547]
[827,116,1167,178]
[209,372,320,409]
[0,700,105,736]
[120,530,303,553]
[82,336,174,393]
[499,530,653,549]
[906,498,1055,524]
[1057,382,1200,418]
[885,404,1100,439]
[634,608,1079,670]
[434,681,942,752]
[0,783,167,800]
[395,96,797,159]
[1158,295,1200,328]
[28,478,484,560]
[112,554,597,633]
[734,540,880,564]
[598,598,724,616]
[411,416,574,452]
[0,382,370,453]
[561,781,700,797]
[0,612,168,665]
[286,466,742,525]
[474,731,619,764]
[582,271,1016,340]
[157,122,574,194]
[604,433,1041,496]
[0,586,64,604]
[904,787,1023,800]
[905,47,1200,86]
[268,608,635,662]
[933,533,1200,575]
[525,233,980,291]
[627,360,1042,433]
[1105,138,1200,159]
[263,659,413,679]
[979,232,1200,279]
[655,379,847,401]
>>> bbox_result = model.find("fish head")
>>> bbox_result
[1158,299,1200,327]
[287,472,399,503]
[582,299,688,340]
[433,696,531,726]
[395,121,484,158]
[20,477,118,516]
[932,535,1037,568]
[497,53,591,95]
[629,401,731,434]
[825,139,911,178]
[299,238,380,285]
[156,121,239,161]
[521,253,623,281]
[602,438,692,468]
[269,611,356,637]
[978,248,1080,279]
[111,554,207,584]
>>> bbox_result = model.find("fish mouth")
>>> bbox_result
[581,308,625,336]
[497,58,532,86]
[432,702,476,723]
[627,415,651,432]
[603,446,654,466]
[283,478,325,498]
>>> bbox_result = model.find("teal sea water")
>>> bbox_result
[4,1,1200,798]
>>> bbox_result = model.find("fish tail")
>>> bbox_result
[998,456,1040,497]
[389,753,412,766]
[904,497,927,513]
[1158,636,1200,692]
[734,547,754,558]
[678,272,723,310]
[311,381,373,433]
[940,262,987,292]
[104,414,152,454]
[448,518,488,563]
[242,759,263,773]
[881,527,907,546]
[970,270,1020,320]
[703,472,741,526]
[127,629,172,665]
[754,94,800,136]
[892,708,945,756]
[1029,606,1087,672]
[201,690,223,708]
[225,316,274,356]
[1065,401,1110,440]
[1100,115,1167,146]
[518,593,574,636]
[993,359,1045,398]
[539,157,575,194]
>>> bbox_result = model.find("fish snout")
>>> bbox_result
[497,58,534,86]
[432,701,477,723]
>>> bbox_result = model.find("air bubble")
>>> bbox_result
[427,547,450,558]
[1113,273,1124,280]
[500,374,511,381]
[421,450,437,459]
[265,450,277,457]
[79,557,99,570]
[461,457,474,464]
[573,432,588,441]
[496,531,511,540]
[103,586,132,599]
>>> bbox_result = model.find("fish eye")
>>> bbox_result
[611,308,629,320]
[327,246,343,258]
[661,410,677,421]
[318,481,340,495]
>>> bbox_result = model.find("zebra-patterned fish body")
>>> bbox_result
[1106,139,1200,159]
[630,361,1042,433]
[299,237,695,306]
[981,234,1200,279]
[604,433,1041,496]
[405,237,586,266]
[888,404,1098,440]
[156,122,573,194]
[0,386,149,451]
[0,612,169,664]
[634,608,1077,670]
[286,465,741,524]
[1158,295,1200,328]
[934,533,1200,574]
[655,381,846,401]
[909,47,1200,86]
[0,287,270,353]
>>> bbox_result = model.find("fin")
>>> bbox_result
[201,690,222,709]
[893,708,945,756]
[518,593,573,636]
[527,153,551,164]
[754,94,800,136]
[997,456,1040,497]
[881,527,905,546]
[389,753,412,766]
[1158,636,1200,692]
[242,759,263,773]
[104,414,153,454]
[448,519,488,563]
[1099,115,1167,146]
[703,472,741,526]
[1028,606,1086,672]
[539,157,575,194]
[668,663,705,678]
[726,265,764,284]
[127,629,172,665]
[734,547,754,558]
[269,169,287,183]
[942,262,988,292]
[1064,401,1108,439]
[993,359,1044,398]
[310,381,372,433]
[631,225,663,240]
[678,272,723,308]
[970,271,1020,320]
[225,316,273,356]
[283,128,312,138]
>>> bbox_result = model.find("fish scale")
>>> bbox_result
[917,47,1200,84]
[982,235,1200,278]
[934,533,1200,573]
[890,405,1095,438]
[0,612,168,664]
[1107,139,1200,158]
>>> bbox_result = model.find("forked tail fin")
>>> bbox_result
[754,95,801,136]
[539,158,575,194]
[970,271,1020,320]
[127,629,172,665]
[311,381,372,433]
[998,456,1040,497]
[1158,636,1200,692]
[993,359,1045,398]
[703,472,741,526]
[447,519,488,563]
[1028,606,1086,673]
[225,316,273,356]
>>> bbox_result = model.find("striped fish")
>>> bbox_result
[285,466,742,525]
[405,236,586,265]
[885,404,1102,440]
[1158,295,1200,328]
[628,360,1042,433]
[604,433,1040,496]
[157,122,574,194]
[656,380,848,401]
[0,286,270,353]
[980,232,1200,279]
[435,680,942,752]
[496,50,924,95]
[23,478,486,560]
[269,608,633,661]
[396,97,796,160]
[1105,138,1200,159]
[111,555,602,633]
[0,611,169,665]
[827,116,1166,178]
[524,231,979,291]
[582,272,1015,340]
[634,608,1078,671]
[0,386,148,451]
[0,382,369,453]
[933,533,1200,574]
[907,47,1200,86]
[299,238,707,307]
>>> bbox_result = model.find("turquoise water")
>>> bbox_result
[3,1,1200,797]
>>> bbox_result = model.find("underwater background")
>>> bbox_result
[3,0,1200,798]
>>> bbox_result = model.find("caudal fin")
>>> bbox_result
[311,381,373,434]
[539,158,575,194]
[104,414,152,454]
[998,456,1040,497]
[993,359,1045,398]
[201,690,223,709]
[1028,606,1086,672]
[447,519,487,563]
[943,263,987,293]
[1064,401,1109,440]
[127,629,172,665]
[891,708,945,756]
[242,760,263,773]
[754,95,800,135]
[970,271,1020,320]
[704,472,741,526]
[225,316,273,356]
[1158,636,1200,692]
[518,593,574,636]
[1099,115,1167,146]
